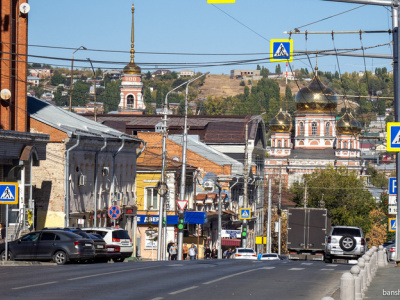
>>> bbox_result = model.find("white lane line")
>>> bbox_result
[203,269,258,285]
[169,286,198,295]
[151,297,164,300]
[12,281,58,290]
[301,263,313,265]
[321,269,335,271]
[168,264,184,267]
[68,266,157,281]
[259,267,276,270]
[288,268,304,270]
[330,264,338,267]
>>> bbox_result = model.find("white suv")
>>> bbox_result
[325,226,367,263]
[82,227,133,262]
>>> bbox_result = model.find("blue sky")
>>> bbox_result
[28,0,393,75]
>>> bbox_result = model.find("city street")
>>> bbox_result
[0,259,350,299]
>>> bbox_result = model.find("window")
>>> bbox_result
[312,122,317,136]
[278,140,281,147]
[284,140,287,148]
[145,187,158,210]
[21,232,40,242]
[326,123,330,136]
[40,232,56,241]
[299,122,304,136]
[344,141,348,148]
[350,141,353,149]
[127,95,134,106]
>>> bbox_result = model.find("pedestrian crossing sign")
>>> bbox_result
[240,208,251,219]
[270,39,293,62]
[0,182,18,204]
[389,218,396,232]
[387,123,400,151]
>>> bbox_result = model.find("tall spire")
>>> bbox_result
[123,2,141,75]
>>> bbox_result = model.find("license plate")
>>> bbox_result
[85,243,92,247]
[97,245,104,249]
[331,250,343,254]
[107,248,114,252]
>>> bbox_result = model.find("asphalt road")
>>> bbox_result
[0,259,350,300]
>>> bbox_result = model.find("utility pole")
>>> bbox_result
[267,178,272,253]
[69,46,86,112]
[304,181,307,208]
[325,0,400,264]
[87,58,97,122]
[278,167,282,255]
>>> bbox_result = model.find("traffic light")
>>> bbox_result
[241,223,247,239]
[178,212,185,231]
[162,217,166,226]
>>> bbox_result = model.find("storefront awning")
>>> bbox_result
[221,238,241,247]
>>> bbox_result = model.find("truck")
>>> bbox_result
[287,208,331,261]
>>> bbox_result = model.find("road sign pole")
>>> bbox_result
[5,204,8,262]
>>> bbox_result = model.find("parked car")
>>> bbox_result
[260,253,280,261]
[232,248,257,260]
[0,230,95,265]
[385,243,396,261]
[325,226,367,263]
[81,227,133,262]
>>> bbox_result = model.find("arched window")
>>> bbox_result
[350,141,353,149]
[127,95,134,106]
[284,140,287,148]
[278,140,281,147]
[338,141,341,148]
[299,122,304,136]
[344,141,348,148]
[325,122,330,136]
[312,122,317,136]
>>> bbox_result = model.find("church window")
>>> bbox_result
[278,140,281,147]
[299,122,304,136]
[350,141,353,149]
[127,95,134,106]
[325,122,330,136]
[344,141,348,148]
[312,122,317,136]
[284,140,287,148]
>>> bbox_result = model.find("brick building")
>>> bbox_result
[0,0,49,235]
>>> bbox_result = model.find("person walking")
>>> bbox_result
[169,243,178,260]
[0,223,5,244]
[211,246,218,259]
[167,240,173,260]
[204,245,211,259]
[226,248,232,259]
[182,243,188,260]
[257,250,262,260]
[189,243,196,260]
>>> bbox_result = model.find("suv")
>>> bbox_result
[325,226,367,263]
[81,227,133,262]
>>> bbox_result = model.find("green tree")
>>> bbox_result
[240,80,245,86]
[275,64,281,74]
[257,65,261,70]
[368,166,389,189]
[54,86,68,106]
[101,80,121,113]
[290,166,376,234]
[51,72,66,86]
[145,71,152,80]
[72,80,90,106]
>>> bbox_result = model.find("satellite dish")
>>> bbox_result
[19,3,30,14]
[0,89,11,100]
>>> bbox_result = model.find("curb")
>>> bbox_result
[0,261,57,266]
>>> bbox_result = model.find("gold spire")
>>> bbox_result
[123,3,141,75]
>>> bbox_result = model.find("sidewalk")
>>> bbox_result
[365,263,400,299]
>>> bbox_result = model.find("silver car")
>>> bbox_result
[232,248,257,260]
[325,226,367,263]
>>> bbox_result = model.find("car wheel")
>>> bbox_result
[1,250,14,261]
[53,251,68,265]
[339,235,357,251]
[112,257,125,263]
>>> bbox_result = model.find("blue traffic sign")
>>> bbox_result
[270,39,293,62]
[0,182,18,204]
[108,205,121,219]
[389,218,396,231]
[240,208,251,220]
[387,123,400,151]
[389,178,397,195]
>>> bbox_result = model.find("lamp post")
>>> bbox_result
[243,112,265,248]
[69,46,87,112]
[87,58,97,121]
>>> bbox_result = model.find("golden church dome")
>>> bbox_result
[336,112,362,135]
[123,61,141,75]
[270,109,292,133]
[295,76,337,114]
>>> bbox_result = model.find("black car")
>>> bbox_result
[0,230,95,265]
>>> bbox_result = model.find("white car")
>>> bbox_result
[81,227,133,262]
[232,248,257,260]
[260,253,280,261]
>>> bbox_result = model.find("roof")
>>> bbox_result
[289,149,337,159]
[168,135,243,174]
[28,96,142,142]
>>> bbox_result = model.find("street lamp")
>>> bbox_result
[87,58,97,121]
[243,112,266,248]
[69,46,87,112]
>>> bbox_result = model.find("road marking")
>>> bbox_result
[168,264,184,267]
[202,269,258,285]
[259,267,276,270]
[151,298,163,300]
[288,268,304,271]
[330,264,338,267]
[12,281,58,290]
[301,263,313,265]
[320,269,335,271]
[68,266,157,281]
[169,286,198,295]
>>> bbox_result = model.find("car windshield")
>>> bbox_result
[90,234,103,240]
[332,228,362,237]
[112,230,130,239]
[238,249,255,254]
[74,231,91,239]
[262,254,278,258]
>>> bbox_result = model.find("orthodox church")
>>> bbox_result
[265,71,365,187]
[118,4,145,114]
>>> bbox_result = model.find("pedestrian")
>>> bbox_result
[0,223,5,244]
[223,249,227,259]
[182,243,188,260]
[204,245,211,259]
[169,243,178,260]
[194,244,198,260]
[167,240,173,260]
[211,246,218,259]
[257,250,262,260]
[226,248,232,259]
[189,243,196,260]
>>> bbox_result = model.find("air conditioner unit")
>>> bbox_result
[78,175,87,186]
[116,192,122,201]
